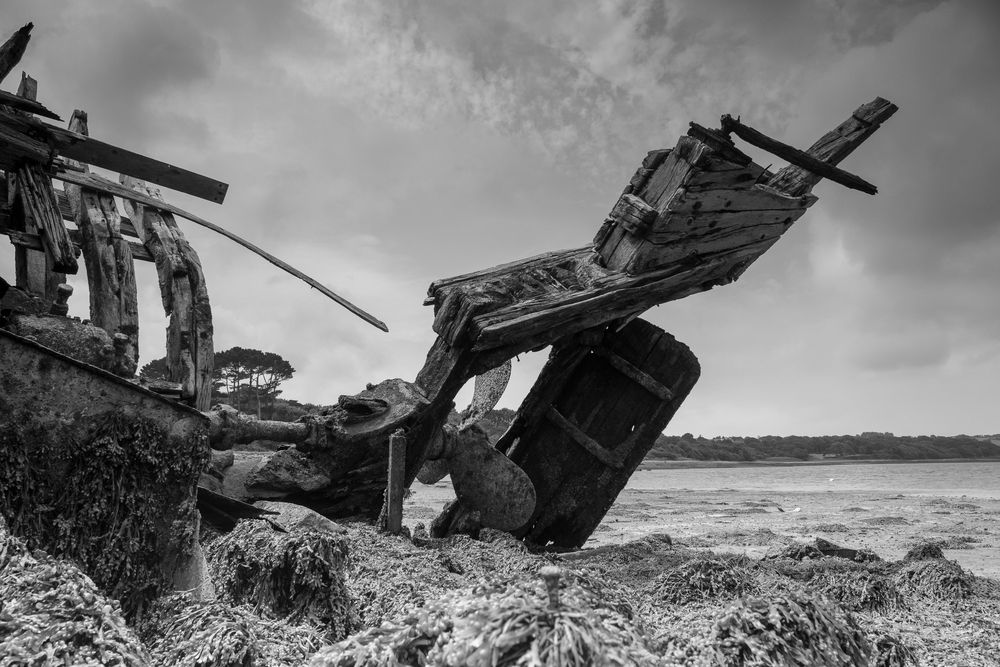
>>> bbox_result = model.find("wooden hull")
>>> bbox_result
[497,318,700,547]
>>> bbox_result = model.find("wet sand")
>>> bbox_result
[406,480,1000,578]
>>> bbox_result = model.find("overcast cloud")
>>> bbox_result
[1,0,997,436]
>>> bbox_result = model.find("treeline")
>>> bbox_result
[466,411,999,462]
[646,432,1000,461]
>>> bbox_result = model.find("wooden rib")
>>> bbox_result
[122,175,214,410]
[545,406,623,469]
[54,186,141,238]
[0,87,60,120]
[53,169,389,332]
[4,226,153,262]
[720,114,878,195]
[9,74,75,306]
[63,110,140,374]
[766,98,898,197]
[593,347,673,401]
[0,23,32,84]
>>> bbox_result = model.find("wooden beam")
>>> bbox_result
[593,347,673,401]
[0,103,227,203]
[63,110,140,374]
[0,23,32,84]
[545,406,624,469]
[54,169,389,332]
[385,429,406,535]
[719,114,878,195]
[0,87,61,120]
[766,97,898,197]
[4,226,152,262]
[15,165,78,273]
[122,176,214,409]
[56,133,228,204]
[8,74,74,302]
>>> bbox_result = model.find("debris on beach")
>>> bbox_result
[310,566,661,667]
[138,593,326,667]
[709,592,873,666]
[0,518,151,666]
[206,520,357,640]
[8,13,996,667]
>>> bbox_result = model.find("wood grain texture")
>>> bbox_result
[0,23,32,85]
[720,114,878,194]
[512,320,700,547]
[54,169,387,331]
[122,176,214,408]
[767,97,899,196]
[63,110,140,375]
[57,132,228,203]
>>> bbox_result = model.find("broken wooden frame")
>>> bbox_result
[0,22,391,409]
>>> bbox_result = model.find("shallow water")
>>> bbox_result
[629,460,1000,498]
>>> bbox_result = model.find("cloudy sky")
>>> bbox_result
[2,0,998,437]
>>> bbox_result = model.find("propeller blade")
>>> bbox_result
[416,457,450,485]
[460,360,511,428]
[449,428,536,531]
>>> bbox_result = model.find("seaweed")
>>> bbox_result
[709,592,872,666]
[0,410,208,617]
[649,555,756,604]
[309,567,660,667]
[0,519,150,666]
[206,520,357,640]
[139,593,327,667]
[894,559,974,600]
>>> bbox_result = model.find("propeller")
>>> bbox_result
[416,361,535,531]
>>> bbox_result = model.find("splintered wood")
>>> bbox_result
[413,97,896,544]
[122,176,214,410]
[62,110,139,375]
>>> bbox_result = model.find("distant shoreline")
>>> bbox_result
[638,457,1000,470]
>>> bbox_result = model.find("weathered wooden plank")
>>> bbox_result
[122,175,214,409]
[385,429,406,534]
[497,319,700,547]
[0,119,50,171]
[593,347,673,401]
[546,406,624,469]
[54,169,388,331]
[767,98,899,196]
[0,88,60,119]
[53,186,141,238]
[720,114,878,195]
[63,110,140,373]
[8,75,75,303]
[665,184,815,214]
[57,133,229,203]
[0,23,31,84]
[469,240,774,351]
[4,225,153,262]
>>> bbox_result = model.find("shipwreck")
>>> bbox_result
[0,20,896,615]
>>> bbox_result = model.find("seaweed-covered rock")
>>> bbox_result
[894,558,974,600]
[253,500,346,535]
[807,569,904,612]
[0,520,151,666]
[874,634,918,667]
[709,592,872,666]
[0,409,208,616]
[309,567,659,667]
[139,593,326,667]
[206,520,356,639]
[902,541,945,562]
[649,555,756,604]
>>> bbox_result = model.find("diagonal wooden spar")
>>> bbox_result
[53,169,389,332]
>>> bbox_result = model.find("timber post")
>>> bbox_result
[386,429,407,535]
[63,109,140,375]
